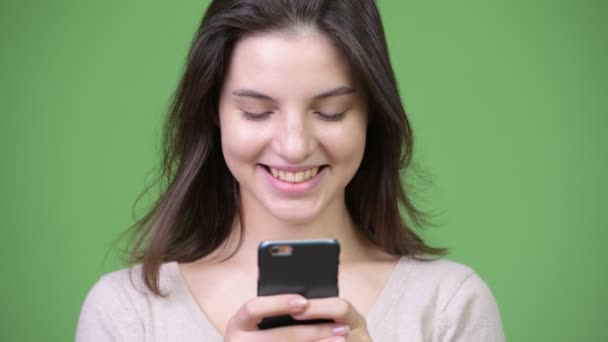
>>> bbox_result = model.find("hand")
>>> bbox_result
[292,297,373,342]
[224,294,353,342]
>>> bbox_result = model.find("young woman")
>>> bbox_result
[76,0,504,341]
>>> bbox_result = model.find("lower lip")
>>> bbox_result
[259,165,325,194]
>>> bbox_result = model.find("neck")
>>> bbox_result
[212,190,374,266]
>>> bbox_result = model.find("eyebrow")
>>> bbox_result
[232,86,356,103]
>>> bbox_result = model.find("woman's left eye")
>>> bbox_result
[315,111,347,121]
[241,111,272,120]
[241,110,347,121]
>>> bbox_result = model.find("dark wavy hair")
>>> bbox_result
[127,0,445,296]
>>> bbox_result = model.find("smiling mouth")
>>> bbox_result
[261,165,327,183]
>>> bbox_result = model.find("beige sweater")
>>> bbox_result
[76,257,505,341]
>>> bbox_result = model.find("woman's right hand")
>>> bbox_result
[224,294,350,342]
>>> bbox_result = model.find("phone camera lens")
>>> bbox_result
[269,245,293,256]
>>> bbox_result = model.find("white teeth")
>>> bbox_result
[268,166,321,183]
[294,171,304,182]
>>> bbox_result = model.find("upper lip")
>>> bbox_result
[261,164,325,172]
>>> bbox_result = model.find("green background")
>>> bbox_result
[1,0,606,341]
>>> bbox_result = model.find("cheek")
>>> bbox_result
[321,118,367,169]
[219,116,265,167]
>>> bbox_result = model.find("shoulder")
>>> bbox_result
[400,256,501,312]
[391,256,505,341]
[75,262,181,341]
[81,263,165,309]
[82,261,182,301]
[402,256,477,285]
[392,256,482,305]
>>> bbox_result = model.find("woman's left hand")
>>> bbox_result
[291,297,373,342]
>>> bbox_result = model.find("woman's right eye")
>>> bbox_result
[241,111,272,121]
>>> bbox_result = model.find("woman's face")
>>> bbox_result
[218,29,368,224]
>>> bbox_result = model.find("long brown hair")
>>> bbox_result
[127,0,445,296]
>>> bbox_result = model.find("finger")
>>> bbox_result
[254,322,349,342]
[229,294,310,331]
[292,298,364,326]
[316,337,348,342]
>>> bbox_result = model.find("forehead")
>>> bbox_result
[222,30,357,99]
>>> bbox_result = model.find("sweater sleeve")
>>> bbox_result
[435,272,505,342]
[75,275,145,342]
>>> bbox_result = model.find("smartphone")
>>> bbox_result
[257,239,340,329]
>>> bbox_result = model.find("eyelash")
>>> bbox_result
[241,111,347,121]
[241,111,272,121]
[315,111,346,121]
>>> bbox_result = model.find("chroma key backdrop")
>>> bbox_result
[1,0,606,341]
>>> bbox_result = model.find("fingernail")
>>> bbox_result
[289,297,308,308]
[332,324,350,336]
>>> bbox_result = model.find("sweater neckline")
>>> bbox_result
[167,262,224,340]
[365,256,413,332]
[166,256,412,338]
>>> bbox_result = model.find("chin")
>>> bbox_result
[265,202,323,226]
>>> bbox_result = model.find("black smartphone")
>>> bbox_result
[257,239,340,330]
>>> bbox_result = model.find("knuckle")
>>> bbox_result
[242,299,259,318]
[337,300,351,317]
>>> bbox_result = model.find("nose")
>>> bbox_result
[273,110,315,163]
